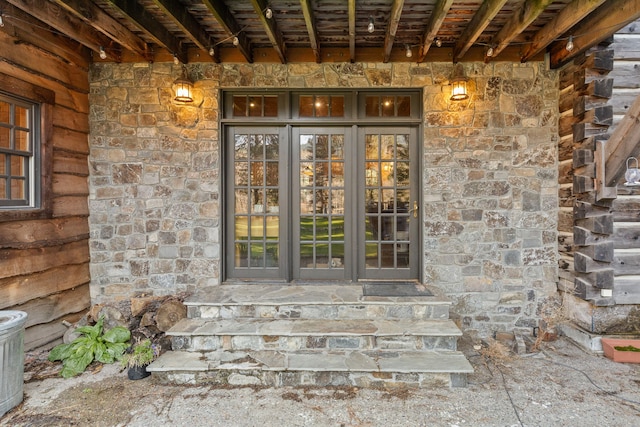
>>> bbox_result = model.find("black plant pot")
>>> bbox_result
[127,364,150,380]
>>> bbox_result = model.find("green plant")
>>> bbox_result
[614,345,640,352]
[121,339,160,369]
[48,316,131,378]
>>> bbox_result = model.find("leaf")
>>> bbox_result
[103,326,131,344]
[61,349,94,378]
[48,343,72,362]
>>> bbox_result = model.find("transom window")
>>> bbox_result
[0,94,39,209]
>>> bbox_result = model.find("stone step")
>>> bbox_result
[147,349,474,388]
[167,318,462,352]
[185,284,452,320]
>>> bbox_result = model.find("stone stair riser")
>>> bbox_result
[152,369,467,388]
[187,304,450,321]
[172,335,458,352]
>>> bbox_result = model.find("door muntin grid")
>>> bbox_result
[231,131,281,275]
[362,129,416,277]
[297,130,346,277]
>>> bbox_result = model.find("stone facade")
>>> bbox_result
[88,61,559,338]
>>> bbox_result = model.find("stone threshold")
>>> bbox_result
[167,317,462,337]
[186,283,451,306]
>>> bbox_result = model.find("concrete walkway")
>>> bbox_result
[2,336,640,427]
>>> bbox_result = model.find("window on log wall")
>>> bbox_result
[0,73,54,221]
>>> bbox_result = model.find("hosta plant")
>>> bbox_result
[48,316,131,378]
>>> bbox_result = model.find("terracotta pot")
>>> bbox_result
[601,338,640,363]
[127,365,150,380]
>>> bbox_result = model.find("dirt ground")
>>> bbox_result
[2,336,640,427]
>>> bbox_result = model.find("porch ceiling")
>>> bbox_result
[2,0,640,68]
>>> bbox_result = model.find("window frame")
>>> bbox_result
[0,72,54,222]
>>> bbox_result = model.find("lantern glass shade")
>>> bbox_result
[449,64,469,101]
[450,80,468,101]
[174,72,193,102]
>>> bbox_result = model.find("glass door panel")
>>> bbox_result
[293,128,350,279]
[360,127,418,279]
[226,127,285,279]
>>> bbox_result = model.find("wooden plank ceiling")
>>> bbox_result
[2,0,640,68]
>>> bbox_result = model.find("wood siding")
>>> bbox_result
[0,26,91,350]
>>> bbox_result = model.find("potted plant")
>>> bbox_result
[121,339,160,380]
[601,338,640,363]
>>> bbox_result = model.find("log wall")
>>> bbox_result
[0,9,92,350]
[557,46,616,307]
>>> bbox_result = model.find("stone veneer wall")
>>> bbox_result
[88,61,558,337]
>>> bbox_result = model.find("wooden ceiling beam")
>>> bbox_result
[150,0,211,56]
[107,0,186,63]
[53,0,150,60]
[520,0,606,63]
[486,0,554,61]
[300,0,321,63]
[250,0,286,64]
[348,0,356,63]
[201,0,252,63]
[453,0,508,63]
[550,0,640,68]
[418,0,454,62]
[0,2,91,67]
[4,0,121,61]
[382,0,405,63]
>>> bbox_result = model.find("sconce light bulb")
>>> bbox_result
[566,35,574,52]
[486,46,494,57]
[233,36,239,46]
[209,46,215,56]
[367,17,375,33]
[435,38,442,48]
[173,54,179,65]
[99,46,107,60]
[265,7,273,19]
[0,14,4,28]
[405,45,413,58]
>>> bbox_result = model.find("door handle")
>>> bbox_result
[408,201,418,218]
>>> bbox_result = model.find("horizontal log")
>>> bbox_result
[574,251,611,272]
[558,231,574,252]
[53,106,90,134]
[14,283,91,328]
[613,248,640,275]
[614,276,640,304]
[23,311,86,351]
[0,216,89,248]
[574,225,609,245]
[573,122,609,142]
[52,126,90,154]
[0,262,90,308]
[53,151,90,176]
[609,63,640,88]
[0,61,89,114]
[575,214,614,234]
[53,173,89,196]
[558,207,574,233]
[613,222,640,248]
[575,268,615,289]
[558,160,574,184]
[0,30,89,93]
[576,241,614,262]
[52,196,90,218]
[573,149,594,168]
[0,239,89,279]
[609,89,640,115]
[573,174,595,194]
[611,35,640,60]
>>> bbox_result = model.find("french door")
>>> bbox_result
[225,125,419,282]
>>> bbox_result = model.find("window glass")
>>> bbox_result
[365,95,412,117]
[0,94,38,209]
[299,95,345,118]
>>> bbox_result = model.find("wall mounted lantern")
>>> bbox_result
[449,63,469,101]
[174,66,193,102]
